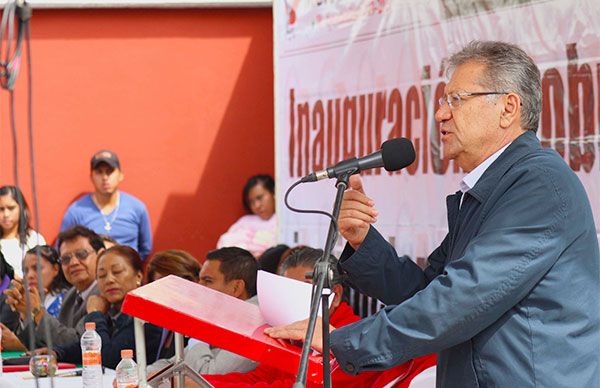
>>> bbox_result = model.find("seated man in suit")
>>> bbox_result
[205,247,436,387]
[5,225,104,348]
[147,247,259,376]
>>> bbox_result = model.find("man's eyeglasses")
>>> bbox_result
[60,249,94,265]
[438,91,509,109]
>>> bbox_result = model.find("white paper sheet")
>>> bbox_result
[257,270,334,327]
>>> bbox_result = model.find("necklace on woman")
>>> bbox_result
[94,193,120,231]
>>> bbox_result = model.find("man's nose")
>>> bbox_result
[434,103,452,123]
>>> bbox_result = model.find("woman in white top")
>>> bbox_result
[0,186,46,277]
[217,174,277,257]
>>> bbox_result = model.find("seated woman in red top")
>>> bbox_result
[204,247,436,387]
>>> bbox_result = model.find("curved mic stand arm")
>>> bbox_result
[293,170,354,388]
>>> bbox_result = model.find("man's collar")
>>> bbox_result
[468,131,542,203]
[460,144,510,193]
[91,191,120,209]
[78,280,97,300]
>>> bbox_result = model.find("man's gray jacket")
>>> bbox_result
[331,131,600,387]
[17,283,100,348]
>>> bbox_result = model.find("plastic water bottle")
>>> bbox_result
[115,349,139,388]
[81,321,103,387]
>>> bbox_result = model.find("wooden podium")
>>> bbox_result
[122,275,329,387]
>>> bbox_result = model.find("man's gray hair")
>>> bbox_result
[447,40,542,132]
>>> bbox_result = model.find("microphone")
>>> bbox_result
[301,137,416,183]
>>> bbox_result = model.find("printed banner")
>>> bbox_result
[274,0,600,260]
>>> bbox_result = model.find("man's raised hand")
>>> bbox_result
[339,175,378,249]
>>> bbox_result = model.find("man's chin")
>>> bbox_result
[441,146,460,162]
[72,277,92,289]
[441,151,453,161]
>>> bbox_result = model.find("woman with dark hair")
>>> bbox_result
[0,185,46,277]
[22,245,71,318]
[39,245,162,368]
[0,246,71,351]
[217,174,277,257]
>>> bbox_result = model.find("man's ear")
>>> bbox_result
[500,92,521,129]
[231,279,246,299]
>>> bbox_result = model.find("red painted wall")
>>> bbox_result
[0,8,274,261]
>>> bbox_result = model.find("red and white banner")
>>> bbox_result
[274,0,600,260]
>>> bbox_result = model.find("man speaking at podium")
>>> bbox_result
[267,41,600,387]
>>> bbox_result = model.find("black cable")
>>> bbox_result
[287,175,350,387]
[0,2,16,70]
[284,179,340,385]
[1,0,26,91]
[283,179,339,241]
[2,3,47,387]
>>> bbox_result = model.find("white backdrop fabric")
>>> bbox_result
[274,0,600,260]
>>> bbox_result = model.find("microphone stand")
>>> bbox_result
[293,171,353,388]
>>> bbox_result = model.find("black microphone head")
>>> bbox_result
[381,138,416,171]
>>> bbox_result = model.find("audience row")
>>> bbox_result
[0,151,434,385]
[0,224,435,386]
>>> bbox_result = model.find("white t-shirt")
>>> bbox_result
[216,214,277,258]
[0,231,46,277]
